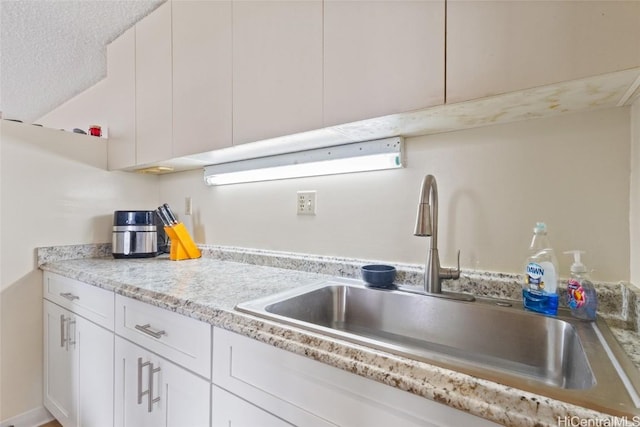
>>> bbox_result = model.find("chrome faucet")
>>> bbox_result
[414,175,473,301]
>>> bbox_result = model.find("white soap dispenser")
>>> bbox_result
[564,250,598,321]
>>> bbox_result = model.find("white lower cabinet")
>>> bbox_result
[76,316,114,426]
[44,273,212,427]
[44,299,114,427]
[114,336,210,427]
[44,271,501,427]
[44,301,77,427]
[212,327,500,427]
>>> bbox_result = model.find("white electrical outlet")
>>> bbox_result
[185,196,193,216]
[297,191,316,215]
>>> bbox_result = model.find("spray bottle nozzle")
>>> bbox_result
[564,250,587,273]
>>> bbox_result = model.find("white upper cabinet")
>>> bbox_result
[106,27,136,170]
[446,0,640,103]
[323,0,445,127]
[135,1,173,165]
[232,0,323,145]
[103,0,640,169]
[172,0,233,157]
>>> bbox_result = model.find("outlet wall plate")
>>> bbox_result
[297,191,316,215]
[185,196,193,215]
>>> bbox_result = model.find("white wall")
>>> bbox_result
[631,98,640,286]
[159,108,631,282]
[36,79,109,135]
[0,121,159,421]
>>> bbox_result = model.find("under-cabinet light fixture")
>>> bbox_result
[203,137,404,186]
[134,166,175,174]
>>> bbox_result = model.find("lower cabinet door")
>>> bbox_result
[164,354,211,427]
[44,301,77,427]
[44,300,114,427]
[212,386,292,427]
[114,337,210,427]
[77,316,114,427]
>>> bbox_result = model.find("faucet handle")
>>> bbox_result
[453,250,461,279]
[440,250,461,280]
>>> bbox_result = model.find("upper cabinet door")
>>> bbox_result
[136,2,173,165]
[446,0,640,103]
[172,0,233,157]
[323,0,445,127]
[106,27,136,170]
[232,0,323,145]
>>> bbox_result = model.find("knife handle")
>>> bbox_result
[156,207,171,227]
[163,203,179,224]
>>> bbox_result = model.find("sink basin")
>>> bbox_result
[237,279,640,416]
[263,283,592,389]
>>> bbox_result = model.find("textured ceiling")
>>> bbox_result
[0,0,164,123]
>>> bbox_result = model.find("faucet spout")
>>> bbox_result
[414,174,437,248]
[413,175,472,301]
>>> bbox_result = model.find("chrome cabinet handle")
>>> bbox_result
[148,364,161,413]
[59,315,75,351]
[60,314,67,348]
[135,323,166,339]
[137,357,161,413]
[67,319,76,349]
[60,292,79,301]
[138,357,151,405]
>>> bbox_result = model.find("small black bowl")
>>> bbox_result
[361,264,397,288]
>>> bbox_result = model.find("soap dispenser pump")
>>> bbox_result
[564,250,598,321]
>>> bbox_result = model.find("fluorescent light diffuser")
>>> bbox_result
[203,137,404,186]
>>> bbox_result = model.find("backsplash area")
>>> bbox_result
[37,243,640,332]
[36,243,112,265]
[203,245,639,331]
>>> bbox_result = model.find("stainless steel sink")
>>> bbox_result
[236,279,640,416]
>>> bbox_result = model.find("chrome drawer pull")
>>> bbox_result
[135,323,167,339]
[60,292,79,301]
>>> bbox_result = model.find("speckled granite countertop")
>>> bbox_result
[38,245,640,427]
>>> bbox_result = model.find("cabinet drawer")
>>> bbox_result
[44,272,115,330]
[115,294,212,379]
